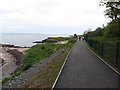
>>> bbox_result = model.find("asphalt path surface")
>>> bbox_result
[55,41,119,88]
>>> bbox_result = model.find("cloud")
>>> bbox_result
[0,0,109,34]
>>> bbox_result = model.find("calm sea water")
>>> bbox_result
[1,34,48,47]
[1,34,69,47]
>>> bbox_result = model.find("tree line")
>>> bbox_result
[84,0,120,38]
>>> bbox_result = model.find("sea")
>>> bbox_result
[1,33,69,47]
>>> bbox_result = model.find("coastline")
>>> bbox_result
[1,33,69,47]
[1,36,69,81]
[0,44,29,80]
[0,43,30,48]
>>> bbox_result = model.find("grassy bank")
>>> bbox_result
[16,39,76,88]
[22,43,64,71]
[2,38,65,85]
[2,37,76,86]
[89,36,120,42]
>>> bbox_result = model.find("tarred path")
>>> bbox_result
[55,41,119,88]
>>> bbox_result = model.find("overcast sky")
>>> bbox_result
[0,0,109,35]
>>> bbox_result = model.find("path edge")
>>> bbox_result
[85,41,120,76]
[51,42,76,90]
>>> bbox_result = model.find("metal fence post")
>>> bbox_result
[116,42,118,67]
[101,42,103,57]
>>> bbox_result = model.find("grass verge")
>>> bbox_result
[16,40,76,88]
[22,43,64,71]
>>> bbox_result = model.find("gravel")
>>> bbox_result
[3,48,63,88]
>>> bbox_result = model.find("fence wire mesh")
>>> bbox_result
[85,38,120,68]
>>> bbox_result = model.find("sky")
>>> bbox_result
[0,0,110,35]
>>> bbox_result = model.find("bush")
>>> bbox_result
[104,19,120,38]
[93,27,104,36]
[84,27,104,38]
[2,77,11,84]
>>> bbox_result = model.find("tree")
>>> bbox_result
[100,0,120,20]
[83,28,104,38]
[83,29,92,37]
[83,28,91,35]
[104,19,120,37]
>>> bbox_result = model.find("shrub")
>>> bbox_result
[104,19,120,38]
[2,77,11,84]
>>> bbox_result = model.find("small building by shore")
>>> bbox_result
[33,37,68,44]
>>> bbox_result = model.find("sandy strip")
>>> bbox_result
[0,47,29,80]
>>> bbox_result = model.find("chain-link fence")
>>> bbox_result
[85,38,120,69]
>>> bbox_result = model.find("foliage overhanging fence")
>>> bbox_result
[85,38,120,69]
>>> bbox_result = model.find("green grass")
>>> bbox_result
[16,39,76,88]
[2,38,76,85]
[49,37,69,41]
[2,78,11,85]
[90,36,120,42]
[2,71,21,85]
[22,43,64,70]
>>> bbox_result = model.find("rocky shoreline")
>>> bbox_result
[0,43,30,48]
[0,44,29,80]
